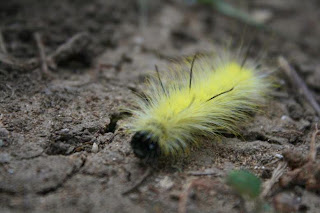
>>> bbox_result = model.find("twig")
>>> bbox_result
[261,161,287,198]
[0,28,7,54]
[309,123,320,162]
[27,32,91,70]
[278,56,320,116]
[237,194,248,213]
[34,32,49,74]
[0,32,91,73]
[264,158,281,167]
[198,0,265,30]
[48,32,90,64]
[121,167,152,195]
[187,170,219,176]
[279,123,320,191]
[0,54,35,72]
[5,84,15,98]
[178,180,194,213]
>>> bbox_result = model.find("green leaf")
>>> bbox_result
[226,170,261,199]
[196,0,265,29]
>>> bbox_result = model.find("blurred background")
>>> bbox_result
[0,0,320,212]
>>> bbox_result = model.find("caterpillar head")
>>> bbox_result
[131,131,161,160]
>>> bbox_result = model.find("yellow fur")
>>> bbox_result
[128,51,271,157]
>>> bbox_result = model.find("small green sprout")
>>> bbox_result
[196,0,266,29]
[226,170,274,213]
[226,169,261,199]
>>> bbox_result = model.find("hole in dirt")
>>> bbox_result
[255,133,268,141]
[105,112,131,133]
[57,51,93,69]
[171,29,197,48]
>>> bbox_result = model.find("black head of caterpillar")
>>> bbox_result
[131,131,161,159]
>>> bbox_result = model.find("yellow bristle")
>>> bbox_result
[128,50,271,159]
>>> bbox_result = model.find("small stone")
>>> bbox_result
[0,153,11,163]
[128,193,139,200]
[251,9,273,23]
[91,142,99,153]
[159,176,174,190]
[60,128,70,134]
[0,127,9,138]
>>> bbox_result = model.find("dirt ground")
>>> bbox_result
[0,0,320,212]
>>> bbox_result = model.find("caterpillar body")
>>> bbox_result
[128,51,270,160]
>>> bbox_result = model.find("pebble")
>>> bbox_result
[0,127,9,138]
[159,176,174,190]
[0,153,11,163]
[91,142,99,153]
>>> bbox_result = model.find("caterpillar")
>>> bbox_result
[127,50,271,160]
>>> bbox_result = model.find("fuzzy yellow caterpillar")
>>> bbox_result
[128,51,271,160]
